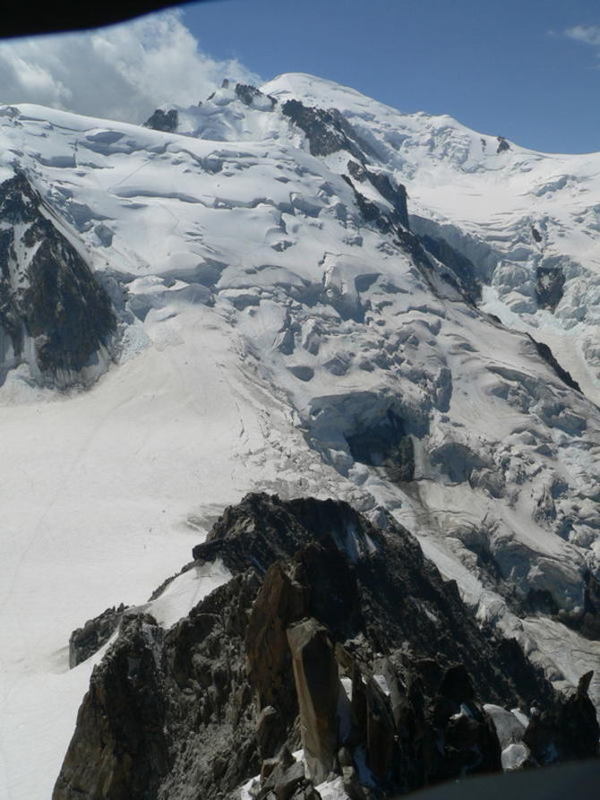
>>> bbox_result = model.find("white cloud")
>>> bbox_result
[565,25,600,47]
[0,11,260,123]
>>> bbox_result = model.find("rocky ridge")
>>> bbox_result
[54,494,598,800]
[0,171,116,386]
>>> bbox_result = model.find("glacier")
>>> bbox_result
[0,73,599,798]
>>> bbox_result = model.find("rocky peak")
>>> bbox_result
[192,493,386,574]
[0,171,116,384]
[54,494,598,799]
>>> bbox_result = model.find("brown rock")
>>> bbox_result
[53,614,170,800]
[261,758,280,782]
[247,562,307,730]
[287,618,341,783]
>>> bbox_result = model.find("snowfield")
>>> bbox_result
[0,74,600,798]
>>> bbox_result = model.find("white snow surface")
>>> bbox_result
[484,702,532,771]
[501,742,531,771]
[263,73,600,403]
[1,76,600,798]
[143,558,232,629]
[483,704,527,749]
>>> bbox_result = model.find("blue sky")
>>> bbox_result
[183,0,600,153]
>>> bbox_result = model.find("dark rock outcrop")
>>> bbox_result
[282,99,375,161]
[191,494,386,575]
[56,614,171,800]
[0,171,116,383]
[524,672,599,764]
[287,618,340,783]
[527,335,581,394]
[55,573,263,800]
[54,494,598,800]
[143,108,178,132]
[235,83,276,109]
[347,160,409,229]
[581,571,600,639]
[281,103,476,307]
[419,233,481,303]
[390,759,600,800]
[340,174,468,305]
[69,603,127,668]
[535,266,564,310]
[252,748,321,800]
[340,177,479,306]
[343,174,394,233]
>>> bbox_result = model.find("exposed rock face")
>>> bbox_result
[338,174,474,308]
[191,493,384,574]
[343,174,396,235]
[419,233,481,303]
[235,83,277,109]
[0,172,116,384]
[280,98,483,310]
[246,563,304,754]
[347,159,409,229]
[527,335,581,394]
[282,99,374,161]
[54,494,598,800]
[524,672,600,764]
[253,748,320,800]
[55,574,263,800]
[535,266,565,310]
[287,618,340,783]
[69,603,127,668]
[582,571,600,639]
[144,108,179,132]
[55,614,171,800]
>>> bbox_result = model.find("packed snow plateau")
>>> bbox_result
[0,75,599,798]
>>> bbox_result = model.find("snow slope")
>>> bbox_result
[0,77,599,798]
[262,73,600,402]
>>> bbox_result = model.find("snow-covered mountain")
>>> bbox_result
[0,74,599,799]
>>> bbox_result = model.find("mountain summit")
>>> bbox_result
[0,74,598,798]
